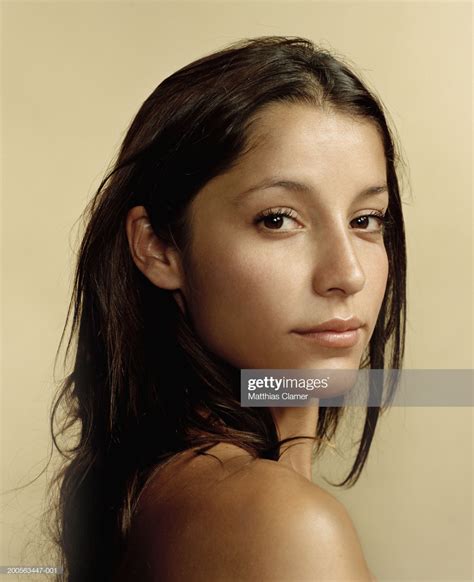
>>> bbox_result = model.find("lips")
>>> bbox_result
[293,316,363,334]
[292,317,363,348]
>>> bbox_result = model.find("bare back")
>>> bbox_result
[116,444,376,581]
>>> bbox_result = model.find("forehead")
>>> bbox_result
[192,102,387,208]
[241,102,386,172]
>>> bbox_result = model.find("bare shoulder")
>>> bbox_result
[121,444,373,581]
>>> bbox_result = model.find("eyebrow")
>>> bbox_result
[232,178,389,205]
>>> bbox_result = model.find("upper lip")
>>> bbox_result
[293,317,363,333]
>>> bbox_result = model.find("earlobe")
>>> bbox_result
[126,206,184,291]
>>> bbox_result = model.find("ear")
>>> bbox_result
[125,205,185,292]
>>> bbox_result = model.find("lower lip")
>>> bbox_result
[292,328,360,348]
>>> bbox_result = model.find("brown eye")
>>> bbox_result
[254,208,300,231]
[351,213,386,232]
[262,214,285,229]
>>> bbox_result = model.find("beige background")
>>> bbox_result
[1,1,472,580]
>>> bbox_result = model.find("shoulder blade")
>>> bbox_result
[141,459,373,581]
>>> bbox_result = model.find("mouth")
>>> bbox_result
[291,317,363,349]
[292,329,360,348]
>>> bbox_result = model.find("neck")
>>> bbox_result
[270,402,320,481]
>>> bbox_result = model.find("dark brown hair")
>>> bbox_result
[49,36,406,581]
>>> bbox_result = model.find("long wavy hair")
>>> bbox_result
[49,36,406,581]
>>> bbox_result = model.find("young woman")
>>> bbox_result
[50,36,406,581]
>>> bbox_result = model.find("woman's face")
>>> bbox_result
[180,103,389,370]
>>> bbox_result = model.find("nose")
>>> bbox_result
[311,226,366,297]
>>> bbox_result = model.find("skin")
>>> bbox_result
[127,102,389,479]
[117,443,377,581]
[125,102,387,580]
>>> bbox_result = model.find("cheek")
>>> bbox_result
[188,239,290,319]
[364,245,389,317]
[184,234,299,355]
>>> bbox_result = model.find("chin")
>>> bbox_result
[283,350,363,370]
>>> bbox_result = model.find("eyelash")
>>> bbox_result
[254,207,299,228]
[254,207,389,232]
